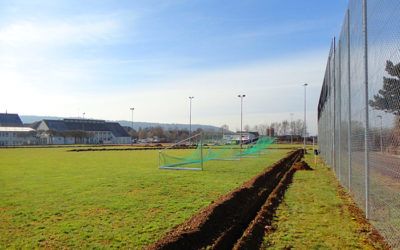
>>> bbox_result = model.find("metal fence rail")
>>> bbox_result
[318,0,400,248]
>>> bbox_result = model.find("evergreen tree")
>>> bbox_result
[369,60,400,115]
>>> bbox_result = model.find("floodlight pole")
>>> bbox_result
[238,94,246,152]
[130,107,134,144]
[189,96,194,144]
[303,83,308,153]
[82,112,85,119]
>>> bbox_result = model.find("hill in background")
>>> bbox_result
[20,115,220,132]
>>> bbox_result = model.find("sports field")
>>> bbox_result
[0,146,289,248]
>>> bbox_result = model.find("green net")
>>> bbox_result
[232,136,275,157]
[158,134,275,170]
[158,140,234,170]
[158,133,239,170]
[159,140,203,169]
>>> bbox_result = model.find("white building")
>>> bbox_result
[36,119,131,145]
[0,113,37,146]
[0,127,37,146]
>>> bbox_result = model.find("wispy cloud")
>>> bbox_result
[234,19,329,41]
[0,13,129,46]
[0,49,324,134]
[25,49,322,133]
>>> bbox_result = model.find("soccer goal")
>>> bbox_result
[158,132,242,170]
[158,133,204,170]
[232,136,275,158]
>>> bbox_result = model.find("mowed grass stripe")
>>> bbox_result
[262,152,388,249]
[0,147,289,249]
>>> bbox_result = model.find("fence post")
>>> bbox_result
[200,133,204,171]
[332,37,336,175]
[363,0,370,219]
[347,8,352,192]
[338,41,342,182]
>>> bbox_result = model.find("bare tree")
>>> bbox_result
[219,124,229,134]
[294,119,304,136]
[252,125,259,133]
[258,123,269,135]
[150,126,165,138]
[281,120,289,135]
[138,128,148,139]
[271,122,282,136]
[290,120,296,136]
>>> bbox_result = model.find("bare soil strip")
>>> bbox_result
[232,161,312,249]
[145,149,304,250]
[68,145,196,152]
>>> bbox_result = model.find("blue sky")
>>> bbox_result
[0,0,348,134]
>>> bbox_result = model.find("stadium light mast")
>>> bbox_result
[238,94,246,149]
[82,112,85,119]
[303,83,308,152]
[130,107,134,144]
[130,108,135,129]
[189,96,194,140]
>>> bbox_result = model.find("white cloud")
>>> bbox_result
[16,49,323,135]
[0,45,325,135]
[0,14,126,46]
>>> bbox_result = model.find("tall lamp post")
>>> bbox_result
[130,107,134,144]
[82,112,85,119]
[189,96,194,143]
[377,115,383,153]
[303,83,308,152]
[238,95,246,150]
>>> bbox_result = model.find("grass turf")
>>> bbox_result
[0,146,289,248]
[262,152,388,249]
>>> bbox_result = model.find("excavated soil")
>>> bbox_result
[145,149,304,250]
[293,160,313,171]
[68,145,197,152]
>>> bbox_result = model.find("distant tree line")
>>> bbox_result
[126,126,212,142]
[241,119,305,137]
[124,119,306,143]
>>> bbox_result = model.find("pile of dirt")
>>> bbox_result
[293,161,313,171]
[145,149,303,250]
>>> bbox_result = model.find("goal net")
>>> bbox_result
[158,132,236,170]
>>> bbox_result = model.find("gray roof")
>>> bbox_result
[43,120,69,131]
[63,119,109,132]
[0,113,23,127]
[42,119,129,137]
[106,122,130,137]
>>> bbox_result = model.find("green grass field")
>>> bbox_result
[262,152,387,249]
[0,146,290,248]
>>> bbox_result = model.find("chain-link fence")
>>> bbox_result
[318,0,400,248]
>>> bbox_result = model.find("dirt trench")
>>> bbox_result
[145,149,305,250]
